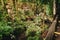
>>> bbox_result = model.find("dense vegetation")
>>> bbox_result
[0,0,54,40]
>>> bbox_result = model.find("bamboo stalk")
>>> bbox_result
[53,0,56,16]
[1,0,4,8]
[15,0,18,14]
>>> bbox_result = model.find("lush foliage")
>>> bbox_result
[0,0,53,40]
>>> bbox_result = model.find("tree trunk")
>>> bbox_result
[45,0,56,40]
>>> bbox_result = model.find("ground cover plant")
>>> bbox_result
[0,0,53,40]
